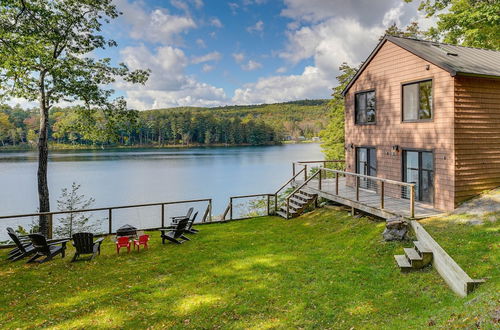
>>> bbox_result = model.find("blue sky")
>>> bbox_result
[89,0,435,109]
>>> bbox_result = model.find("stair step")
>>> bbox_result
[394,255,412,272]
[404,247,424,268]
[414,241,432,254]
[289,197,307,205]
[280,207,298,215]
[299,190,315,197]
[276,211,289,219]
[289,199,307,209]
[295,193,315,201]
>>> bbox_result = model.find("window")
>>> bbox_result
[403,80,432,121]
[355,91,376,124]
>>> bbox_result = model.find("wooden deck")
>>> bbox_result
[294,178,443,219]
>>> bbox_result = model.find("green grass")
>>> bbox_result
[0,208,498,329]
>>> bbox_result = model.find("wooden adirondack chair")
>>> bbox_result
[159,217,190,244]
[171,207,194,223]
[71,232,104,262]
[6,227,35,261]
[27,234,69,263]
[185,211,199,234]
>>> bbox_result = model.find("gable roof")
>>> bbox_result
[342,35,500,96]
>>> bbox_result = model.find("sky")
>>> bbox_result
[16,0,438,110]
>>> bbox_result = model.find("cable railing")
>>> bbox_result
[0,198,213,244]
[294,167,416,218]
[221,194,275,221]
[292,160,345,181]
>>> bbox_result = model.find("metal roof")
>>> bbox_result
[342,35,500,96]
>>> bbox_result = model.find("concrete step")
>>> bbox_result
[404,247,424,268]
[394,255,412,273]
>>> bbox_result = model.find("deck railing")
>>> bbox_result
[221,194,275,221]
[292,160,345,181]
[0,198,213,243]
[293,167,416,218]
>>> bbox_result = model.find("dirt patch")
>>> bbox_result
[452,188,500,224]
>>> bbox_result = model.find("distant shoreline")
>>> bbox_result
[0,141,320,152]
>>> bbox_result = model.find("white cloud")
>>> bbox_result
[233,66,331,104]
[232,52,245,63]
[202,64,215,72]
[118,45,227,109]
[191,51,222,64]
[210,18,223,28]
[246,20,264,33]
[196,38,206,48]
[241,60,262,71]
[228,2,239,15]
[276,66,287,73]
[115,0,196,45]
[382,3,404,27]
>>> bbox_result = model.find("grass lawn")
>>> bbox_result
[0,208,498,329]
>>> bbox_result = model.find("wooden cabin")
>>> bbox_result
[342,36,500,211]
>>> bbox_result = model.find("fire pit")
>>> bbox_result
[116,224,138,237]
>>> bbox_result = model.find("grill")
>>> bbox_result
[116,224,137,237]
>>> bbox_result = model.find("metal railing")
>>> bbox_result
[292,160,345,181]
[295,167,416,218]
[0,198,213,243]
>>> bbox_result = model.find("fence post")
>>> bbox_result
[209,199,212,222]
[304,165,308,181]
[161,204,165,228]
[380,181,385,209]
[356,176,360,201]
[318,169,322,190]
[292,163,296,177]
[108,208,112,234]
[267,195,271,215]
[335,172,339,195]
[274,193,278,215]
[47,214,53,239]
[229,197,233,220]
[286,198,290,219]
[410,185,415,218]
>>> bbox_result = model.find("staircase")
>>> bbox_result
[276,189,317,219]
[394,241,433,272]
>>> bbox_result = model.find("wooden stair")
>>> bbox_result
[394,240,433,272]
[276,190,317,219]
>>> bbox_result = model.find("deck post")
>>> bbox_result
[47,214,53,239]
[108,208,112,234]
[410,185,415,218]
[356,176,360,201]
[380,182,385,209]
[304,165,308,181]
[161,204,165,227]
[229,197,233,220]
[292,163,296,177]
[318,169,322,190]
[335,172,339,195]
[274,193,278,215]
[286,199,290,219]
[209,199,213,222]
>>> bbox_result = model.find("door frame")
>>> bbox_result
[401,148,435,205]
[355,146,377,191]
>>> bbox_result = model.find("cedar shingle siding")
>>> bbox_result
[344,39,500,211]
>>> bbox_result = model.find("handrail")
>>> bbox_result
[295,160,345,164]
[275,167,305,195]
[320,168,415,187]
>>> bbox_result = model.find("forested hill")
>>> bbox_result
[0,99,330,148]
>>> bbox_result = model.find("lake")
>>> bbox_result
[0,143,323,239]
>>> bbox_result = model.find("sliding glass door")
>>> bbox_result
[356,147,377,190]
[403,150,434,204]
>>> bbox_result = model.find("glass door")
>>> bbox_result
[403,150,434,204]
[356,147,377,190]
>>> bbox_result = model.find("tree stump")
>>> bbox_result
[383,216,409,241]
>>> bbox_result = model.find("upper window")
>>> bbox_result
[355,90,376,124]
[403,80,432,121]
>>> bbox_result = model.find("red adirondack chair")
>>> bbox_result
[116,236,131,254]
[134,235,149,251]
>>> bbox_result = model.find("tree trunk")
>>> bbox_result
[38,75,51,237]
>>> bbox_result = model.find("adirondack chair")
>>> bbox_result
[6,227,35,261]
[185,211,199,234]
[159,217,190,244]
[171,207,194,223]
[27,234,68,263]
[71,232,104,262]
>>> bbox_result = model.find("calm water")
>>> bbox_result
[0,144,322,238]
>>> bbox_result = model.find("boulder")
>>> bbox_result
[383,216,409,241]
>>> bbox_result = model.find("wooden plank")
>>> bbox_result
[410,221,483,297]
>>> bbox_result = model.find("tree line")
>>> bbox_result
[0,100,330,147]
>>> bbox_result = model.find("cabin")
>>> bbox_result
[342,36,500,212]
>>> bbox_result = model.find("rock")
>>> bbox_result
[467,219,483,226]
[383,216,409,241]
